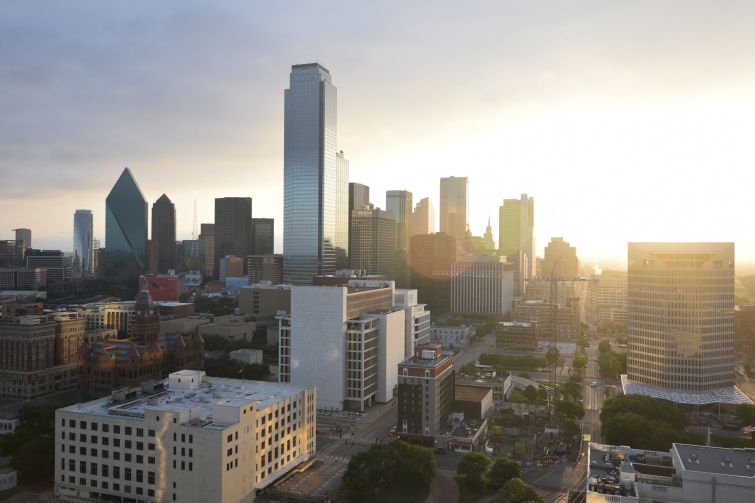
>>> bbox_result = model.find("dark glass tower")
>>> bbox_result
[283,63,346,284]
[151,194,177,273]
[214,197,252,277]
[105,167,148,286]
[251,218,274,255]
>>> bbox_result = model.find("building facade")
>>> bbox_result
[283,63,344,284]
[495,321,537,351]
[349,206,397,277]
[247,255,283,285]
[105,168,148,286]
[439,177,468,243]
[13,229,31,250]
[386,190,413,253]
[397,345,455,436]
[451,256,514,317]
[412,197,435,236]
[542,237,580,279]
[498,194,535,280]
[73,210,94,278]
[623,242,746,404]
[251,218,274,256]
[214,197,252,277]
[56,370,316,503]
[199,223,215,278]
[151,194,177,274]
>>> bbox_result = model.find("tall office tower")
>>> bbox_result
[214,197,252,277]
[499,193,535,279]
[73,210,94,278]
[386,190,413,252]
[278,280,405,411]
[623,242,749,405]
[25,249,72,286]
[397,344,454,436]
[92,239,100,276]
[439,176,468,242]
[482,218,495,253]
[199,223,215,277]
[105,168,148,285]
[349,206,397,277]
[0,240,25,268]
[247,255,284,284]
[542,237,580,279]
[409,233,457,314]
[452,256,514,317]
[151,194,176,273]
[181,239,203,271]
[283,63,342,284]
[348,182,370,260]
[14,228,31,250]
[590,270,627,323]
[411,197,435,236]
[251,218,274,255]
[335,151,349,269]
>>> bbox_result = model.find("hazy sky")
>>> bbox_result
[3,1,755,269]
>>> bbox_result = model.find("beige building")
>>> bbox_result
[55,370,316,503]
[198,315,259,342]
[238,284,291,317]
[512,298,580,340]
[542,237,580,279]
[451,256,514,317]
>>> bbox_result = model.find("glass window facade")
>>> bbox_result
[105,168,148,286]
[73,209,94,277]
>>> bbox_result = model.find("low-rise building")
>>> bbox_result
[431,325,473,349]
[502,375,542,401]
[587,442,755,502]
[55,370,316,503]
[495,321,537,351]
[512,298,580,340]
[197,315,259,342]
[238,284,291,317]
[229,348,264,365]
[0,418,19,435]
[0,467,16,492]
[453,384,493,421]
[397,345,455,437]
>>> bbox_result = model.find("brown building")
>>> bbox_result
[247,254,283,284]
[397,344,455,436]
[238,284,291,316]
[453,384,493,421]
[735,304,755,353]
[77,290,203,397]
[409,233,456,314]
[495,321,538,351]
[0,311,85,399]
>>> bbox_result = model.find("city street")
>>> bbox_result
[582,340,605,443]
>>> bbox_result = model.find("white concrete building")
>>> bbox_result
[55,370,316,503]
[278,280,412,411]
[431,325,473,349]
[0,467,16,492]
[78,301,136,337]
[587,442,755,503]
[229,349,264,365]
[451,256,514,317]
[393,288,431,357]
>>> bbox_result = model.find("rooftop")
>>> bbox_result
[674,443,755,477]
[455,384,492,403]
[399,352,452,369]
[60,371,310,427]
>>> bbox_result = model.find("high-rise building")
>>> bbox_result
[397,344,455,436]
[542,237,580,279]
[451,256,514,317]
[283,63,343,284]
[482,218,495,254]
[151,194,176,273]
[25,249,72,287]
[56,371,316,503]
[386,190,413,251]
[92,239,100,277]
[0,241,24,268]
[439,177,468,242]
[623,242,749,404]
[218,256,244,281]
[247,255,284,285]
[105,168,148,285]
[278,280,408,411]
[13,228,31,251]
[349,206,397,277]
[589,270,627,323]
[214,197,252,277]
[409,233,456,314]
[199,223,215,277]
[411,197,435,236]
[348,182,370,261]
[499,194,535,279]
[251,218,274,256]
[335,151,349,269]
[73,210,94,278]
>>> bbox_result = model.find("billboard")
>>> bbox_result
[183,271,202,288]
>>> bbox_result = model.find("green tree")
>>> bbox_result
[736,404,755,426]
[545,347,561,368]
[572,353,587,372]
[523,385,539,402]
[457,451,491,494]
[460,361,477,376]
[203,355,270,380]
[536,386,549,402]
[555,400,585,419]
[487,458,520,489]
[602,412,683,451]
[501,477,543,503]
[561,418,581,439]
[600,395,687,432]
[561,379,582,402]
[598,339,611,353]
[0,404,61,483]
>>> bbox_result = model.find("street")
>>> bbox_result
[582,339,604,443]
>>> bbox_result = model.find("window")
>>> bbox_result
[80,421,87,430]
[114,425,120,434]
[125,427,132,435]
[148,456,155,465]
[137,428,144,437]
[124,468,132,481]
[148,429,155,437]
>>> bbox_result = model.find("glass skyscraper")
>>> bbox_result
[283,63,346,284]
[73,209,94,277]
[105,167,148,285]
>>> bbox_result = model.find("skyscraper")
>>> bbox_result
[283,63,343,284]
[199,223,215,277]
[499,193,535,279]
[386,190,413,252]
[105,167,148,285]
[439,177,468,242]
[151,194,176,273]
[13,228,31,251]
[542,237,580,279]
[73,209,94,277]
[251,218,274,256]
[214,197,252,277]
[348,182,370,263]
[623,242,748,404]
[349,206,397,276]
[335,151,349,269]
[411,197,436,236]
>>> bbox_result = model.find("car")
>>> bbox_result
[389,426,397,434]
[590,381,598,387]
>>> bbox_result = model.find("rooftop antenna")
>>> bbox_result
[191,200,198,240]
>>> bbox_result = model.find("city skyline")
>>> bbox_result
[4,2,755,269]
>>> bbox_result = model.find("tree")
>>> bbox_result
[545,347,561,368]
[501,477,543,503]
[523,385,539,402]
[602,412,683,451]
[600,395,687,432]
[0,404,61,483]
[561,376,582,402]
[561,418,581,440]
[555,400,585,419]
[457,451,491,494]
[572,353,587,372]
[536,387,549,402]
[598,339,612,353]
[460,361,477,376]
[736,404,755,426]
[488,458,520,489]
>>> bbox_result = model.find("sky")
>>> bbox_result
[2,0,755,271]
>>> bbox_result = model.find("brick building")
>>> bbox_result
[397,344,454,436]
